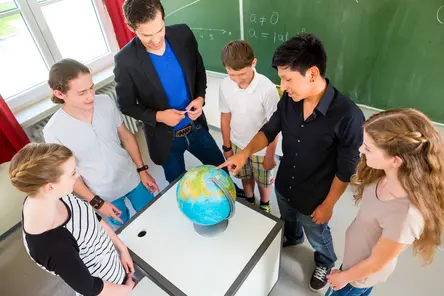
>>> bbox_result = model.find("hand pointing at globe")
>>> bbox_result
[217,151,249,176]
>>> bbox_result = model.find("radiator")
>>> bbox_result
[27,82,140,142]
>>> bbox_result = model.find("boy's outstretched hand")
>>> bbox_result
[216,151,249,176]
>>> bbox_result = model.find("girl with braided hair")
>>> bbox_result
[326,108,444,296]
[9,143,136,296]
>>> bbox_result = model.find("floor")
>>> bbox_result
[1,127,443,296]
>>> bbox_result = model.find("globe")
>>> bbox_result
[176,165,236,236]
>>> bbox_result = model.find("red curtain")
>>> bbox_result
[103,0,135,49]
[0,95,30,164]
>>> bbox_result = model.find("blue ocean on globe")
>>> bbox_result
[176,165,236,225]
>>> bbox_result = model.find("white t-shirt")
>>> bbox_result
[219,71,280,156]
[43,95,140,202]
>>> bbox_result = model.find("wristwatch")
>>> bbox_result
[137,164,149,173]
[89,195,105,210]
[222,145,232,152]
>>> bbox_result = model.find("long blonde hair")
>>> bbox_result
[9,143,73,196]
[351,108,444,264]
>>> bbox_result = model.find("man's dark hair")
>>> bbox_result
[272,34,327,77]
[123,0,165,30]
[221,40,255,70]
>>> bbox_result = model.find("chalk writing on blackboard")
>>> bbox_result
[437,5,444,25]
[248,12,305,44]
[249,12,280,26]
[191,28,232,40]
[166,0,201,18]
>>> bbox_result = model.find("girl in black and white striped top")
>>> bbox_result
[9,143,136,296]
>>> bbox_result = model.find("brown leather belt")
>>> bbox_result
[174,124,192,137]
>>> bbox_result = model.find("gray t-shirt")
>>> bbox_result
[343,182,424,288]
[43,95,140,202]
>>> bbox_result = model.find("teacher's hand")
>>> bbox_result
[186,97,204,121]
[157,109,186,127]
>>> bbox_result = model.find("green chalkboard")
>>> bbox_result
[163,0,240,73]
[243,0,444,122]
[163,0,444,122]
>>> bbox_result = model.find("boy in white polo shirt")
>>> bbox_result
[219,41,280,213]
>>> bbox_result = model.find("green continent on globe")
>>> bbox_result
[177,165,236,203]
[176,165,236,226]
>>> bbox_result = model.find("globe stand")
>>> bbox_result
[193,220,229,237]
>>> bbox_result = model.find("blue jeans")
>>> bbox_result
[109,182,154,227]
[325,284,373,296]
[162,124,227,183]
[276,190,337,268]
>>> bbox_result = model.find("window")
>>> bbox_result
[0,0,118,112]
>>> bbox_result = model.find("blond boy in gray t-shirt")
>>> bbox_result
[44,59,159,228]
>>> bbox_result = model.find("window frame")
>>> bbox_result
[2,0,119,112]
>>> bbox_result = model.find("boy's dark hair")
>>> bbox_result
[272,34,327,77]
[48,59,90,104]
[221,40,255,70]
[123,0,165,30]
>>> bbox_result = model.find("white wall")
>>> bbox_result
[203,73,225,129]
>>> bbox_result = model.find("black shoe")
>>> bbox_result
[235,185,247,198]
[309,266,330,292]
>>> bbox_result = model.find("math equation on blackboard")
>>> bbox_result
[247,12,306,44]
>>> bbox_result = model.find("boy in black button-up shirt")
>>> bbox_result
[219,34,364,292]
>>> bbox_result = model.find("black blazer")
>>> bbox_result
[114,24,208,165]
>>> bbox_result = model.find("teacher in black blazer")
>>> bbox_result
[115,0,244,195]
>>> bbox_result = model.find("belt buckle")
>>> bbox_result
[175,124,192,137]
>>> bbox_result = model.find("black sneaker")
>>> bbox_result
[235,185,247,198]
[309,266,330,292]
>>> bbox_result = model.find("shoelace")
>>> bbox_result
[313,266,328,281]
